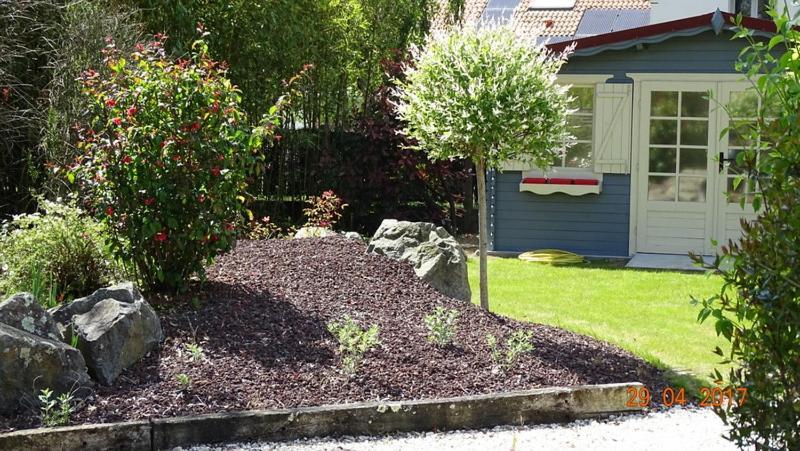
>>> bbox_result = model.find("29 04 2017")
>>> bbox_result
[625,386,748,409]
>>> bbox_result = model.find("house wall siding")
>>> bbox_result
[493,172,630,256]
[560,31,747,77]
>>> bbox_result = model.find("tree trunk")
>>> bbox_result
[463,161,477,233]
[476,158,489,310]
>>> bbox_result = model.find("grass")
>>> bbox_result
[467,257,729,391]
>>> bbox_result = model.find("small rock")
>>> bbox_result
[343,231,362,240]
[0,322,92,414]
[294,227,338,239]
[367,219,471,302]
[0,292,63,342]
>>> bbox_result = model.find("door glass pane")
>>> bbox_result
[568,115,593,141]
[727,177,745,203]
[649,148,677,173]
[648,176,676,201]
[729,90,758,118]
[678,177,707,202]
[651,91,679,116]
[680,120,708,146]
[764,94,781,117]
[728,121,754,147]
[565,142,592,168]
[679,148,707,174]
[681,92,709,117]
[727,148,745,174]
[650,120,678,145]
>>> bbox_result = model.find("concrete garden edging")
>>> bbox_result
[0,382,644,451]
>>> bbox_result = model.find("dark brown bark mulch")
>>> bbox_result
[1,237,666,432]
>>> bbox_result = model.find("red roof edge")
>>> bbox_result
[546,11,777,54]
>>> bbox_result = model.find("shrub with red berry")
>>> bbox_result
[71,33,275,292]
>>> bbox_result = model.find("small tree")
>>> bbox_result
[396,27,572,309]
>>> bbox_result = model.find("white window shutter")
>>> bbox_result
[593,83,633,174]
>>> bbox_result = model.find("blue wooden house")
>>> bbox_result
[483,10,777,257]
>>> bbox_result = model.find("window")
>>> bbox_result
[734,0,768,18]
[555,86,594,169]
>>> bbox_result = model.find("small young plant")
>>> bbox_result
[424,307,459,347]
[69,330,79,348]
[184,342,205,362]
[303,190,348,229]
[176,373,192,390]
[326,315,380,375]
[38,388,74,427]
[487,330,535,372]
[29,266,60,309]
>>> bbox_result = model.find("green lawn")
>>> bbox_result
[467,257,728,387]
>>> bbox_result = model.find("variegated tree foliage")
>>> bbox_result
[396,27,573,170]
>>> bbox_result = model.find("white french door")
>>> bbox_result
[635,80,760,255]
[637,82,717,255]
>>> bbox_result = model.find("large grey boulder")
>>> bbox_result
[367,219,471,302]
[0,322,92,414]
[51,283,163,385]
[0,293,63,342]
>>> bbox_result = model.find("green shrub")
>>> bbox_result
[487,330,534,372]
[424,307,459,347]
[72,34,269,292]
[327,315,380,375]
[245,216,294,240]
[38,388,74,428]
[303,190,347,229]
[0,199,117,302]
[692,8,800,449]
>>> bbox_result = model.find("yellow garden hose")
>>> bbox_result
[518,249,585,265]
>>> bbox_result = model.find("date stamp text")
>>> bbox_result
[626,386,748,409]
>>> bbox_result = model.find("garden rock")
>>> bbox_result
[0,293,63,342]
[343,231,362,240]
[51,282,163,385]
[294,227,337,239]
[367,219,471,302]
[50,282,142,326]
[0,322,92,414]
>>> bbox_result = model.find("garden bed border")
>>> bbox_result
[0,382,643,451]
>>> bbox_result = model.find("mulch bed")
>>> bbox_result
[1,237,667,432]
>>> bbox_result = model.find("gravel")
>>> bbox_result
[179,408,746,451]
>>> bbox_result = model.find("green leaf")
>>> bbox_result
[768,34,785,51]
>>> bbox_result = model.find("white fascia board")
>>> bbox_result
[627,73,751,82]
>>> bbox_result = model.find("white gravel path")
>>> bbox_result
[180,407,747,451]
